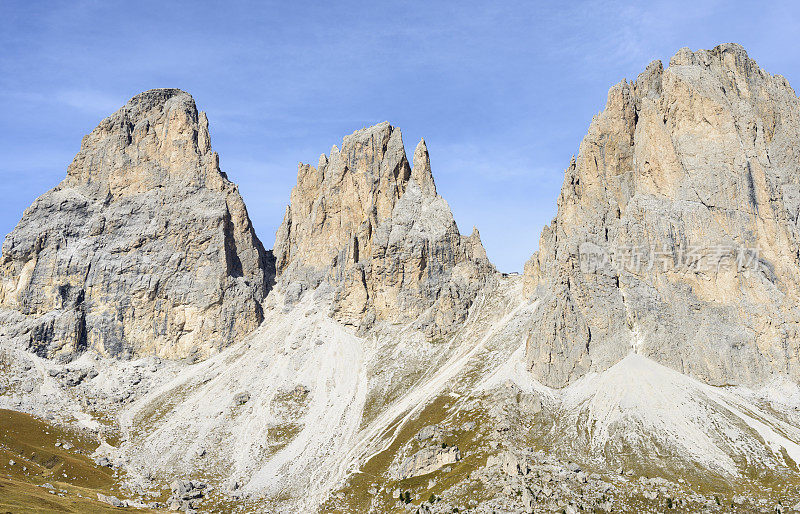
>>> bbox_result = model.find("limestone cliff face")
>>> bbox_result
[274,122,493,334]
[525,44,800,388]
[0,89,273,360]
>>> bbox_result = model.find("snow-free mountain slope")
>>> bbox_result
[2,44,800,513]
[274,123,494,336]
[0,89,273,361]
[525,43,800,388]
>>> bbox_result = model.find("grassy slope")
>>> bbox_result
[321,395,496,513]
[322,385,800,513]
[0,409,151,513]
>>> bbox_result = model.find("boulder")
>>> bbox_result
[396,445,461,479]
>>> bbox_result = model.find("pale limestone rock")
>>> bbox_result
[273,123,493,334]
[486,451,530,476]
[0,89,273,360]
[396,445,461,479]
[96,494,125,508]
[525,44,800,387]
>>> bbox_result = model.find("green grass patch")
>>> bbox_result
[0,409,151,513]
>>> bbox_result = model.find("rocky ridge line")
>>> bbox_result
[273,122,494,335]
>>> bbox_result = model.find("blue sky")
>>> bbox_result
[1,1,799,272]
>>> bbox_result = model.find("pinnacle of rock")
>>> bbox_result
[0,88,274,360]
[524,43,800,387]
[412,138,437,197]
[65,89,222,195]
[273,122,494,334]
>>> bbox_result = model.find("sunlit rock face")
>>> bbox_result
[525,44,800,387]
[274,122,494,335]
[0,89,273,360]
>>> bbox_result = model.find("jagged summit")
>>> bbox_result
[65,88,227,195]
[524,43,800,387]
[274,122,494,334]
[0,89,273,360]
[114,88,188,117]
[3,43,800,514]
[669,42,772,76]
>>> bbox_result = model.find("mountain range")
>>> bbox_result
[1,43,800,513]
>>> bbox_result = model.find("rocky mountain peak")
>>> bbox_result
[65,88,227,198]
[4,43,800,514]
[524,43,800,388]
[669,42,754,74]
[0,89,273,360]
[274,122,494,334]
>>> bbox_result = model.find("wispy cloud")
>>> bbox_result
[433,141,564,184]
[54,89,123,116]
